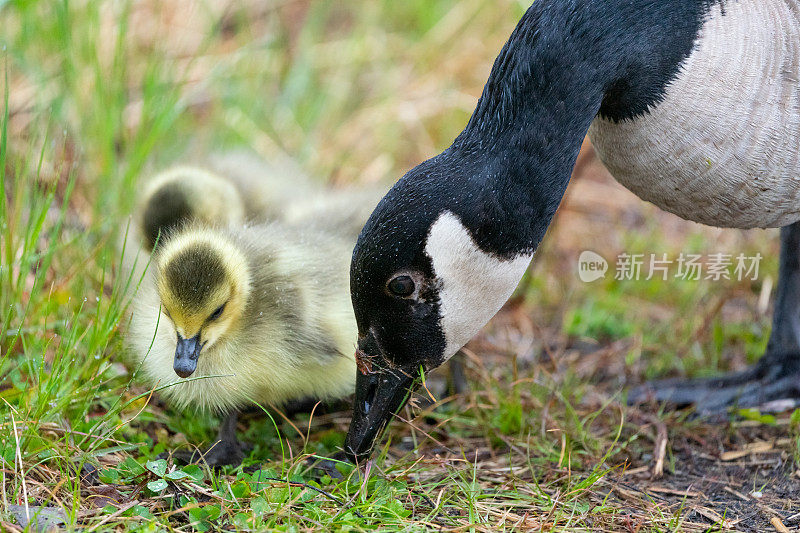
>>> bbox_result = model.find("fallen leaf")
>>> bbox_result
[86,484,127,509]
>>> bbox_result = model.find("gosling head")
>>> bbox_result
[140,167,245,251]
[154,229,251,378]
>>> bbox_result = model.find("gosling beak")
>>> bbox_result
[344,335,420,463]
[173,334,202,378]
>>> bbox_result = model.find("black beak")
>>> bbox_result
[344,336,420,463]
[173,334,202,378]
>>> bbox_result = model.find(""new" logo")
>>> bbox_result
[577,251,608,282]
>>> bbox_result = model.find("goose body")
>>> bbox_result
[590,0,800,228]
[344,0,800,460]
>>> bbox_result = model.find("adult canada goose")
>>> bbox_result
[127,224,356,466]
[344,0,800,461]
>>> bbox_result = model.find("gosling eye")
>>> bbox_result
[386,275,415,298]
[208,303,226,322]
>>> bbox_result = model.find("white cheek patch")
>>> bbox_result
[425,211,532,360]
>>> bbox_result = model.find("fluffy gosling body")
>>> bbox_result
[282,187,387,242]
[129,224,357,415]
[205,150,320,223]
[123,155,382,465]
[136,154,386,250]
[208,151,388,241]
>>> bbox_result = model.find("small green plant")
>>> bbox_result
[790,408,800,467]
[737,408,778,426]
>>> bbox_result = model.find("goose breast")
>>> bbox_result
[589,0,800,229]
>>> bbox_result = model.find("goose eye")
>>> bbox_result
[208,303,226,321]
[387,275,415,297]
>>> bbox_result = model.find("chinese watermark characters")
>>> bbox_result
[577,251,762,283]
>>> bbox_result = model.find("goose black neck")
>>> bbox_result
[432,0,713,256]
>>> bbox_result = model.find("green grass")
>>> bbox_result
[1,1,796,531]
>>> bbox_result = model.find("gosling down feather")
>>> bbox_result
[207,151,386,241]
[134,153,385,251]
[122,155,383,286]
[136,166,247,252]
[127,224,356,465]
[123,156,375,466]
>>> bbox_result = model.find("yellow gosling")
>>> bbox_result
[127,223,356,466]
[137,166,247,251]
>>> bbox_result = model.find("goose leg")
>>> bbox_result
[447,350,469,396]
[629,221,800,416]
[172,411,246,468]
[414,350,469,404]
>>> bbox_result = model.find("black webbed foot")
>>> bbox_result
[629,357,800,418]
[165,411,247,468]
[169,439,246,468]
[630,221,800,419]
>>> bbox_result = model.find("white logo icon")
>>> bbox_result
[578,251,608,282]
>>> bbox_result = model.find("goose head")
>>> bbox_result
[345,152,535,461]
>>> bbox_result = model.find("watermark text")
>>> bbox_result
[577,251,762,283]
